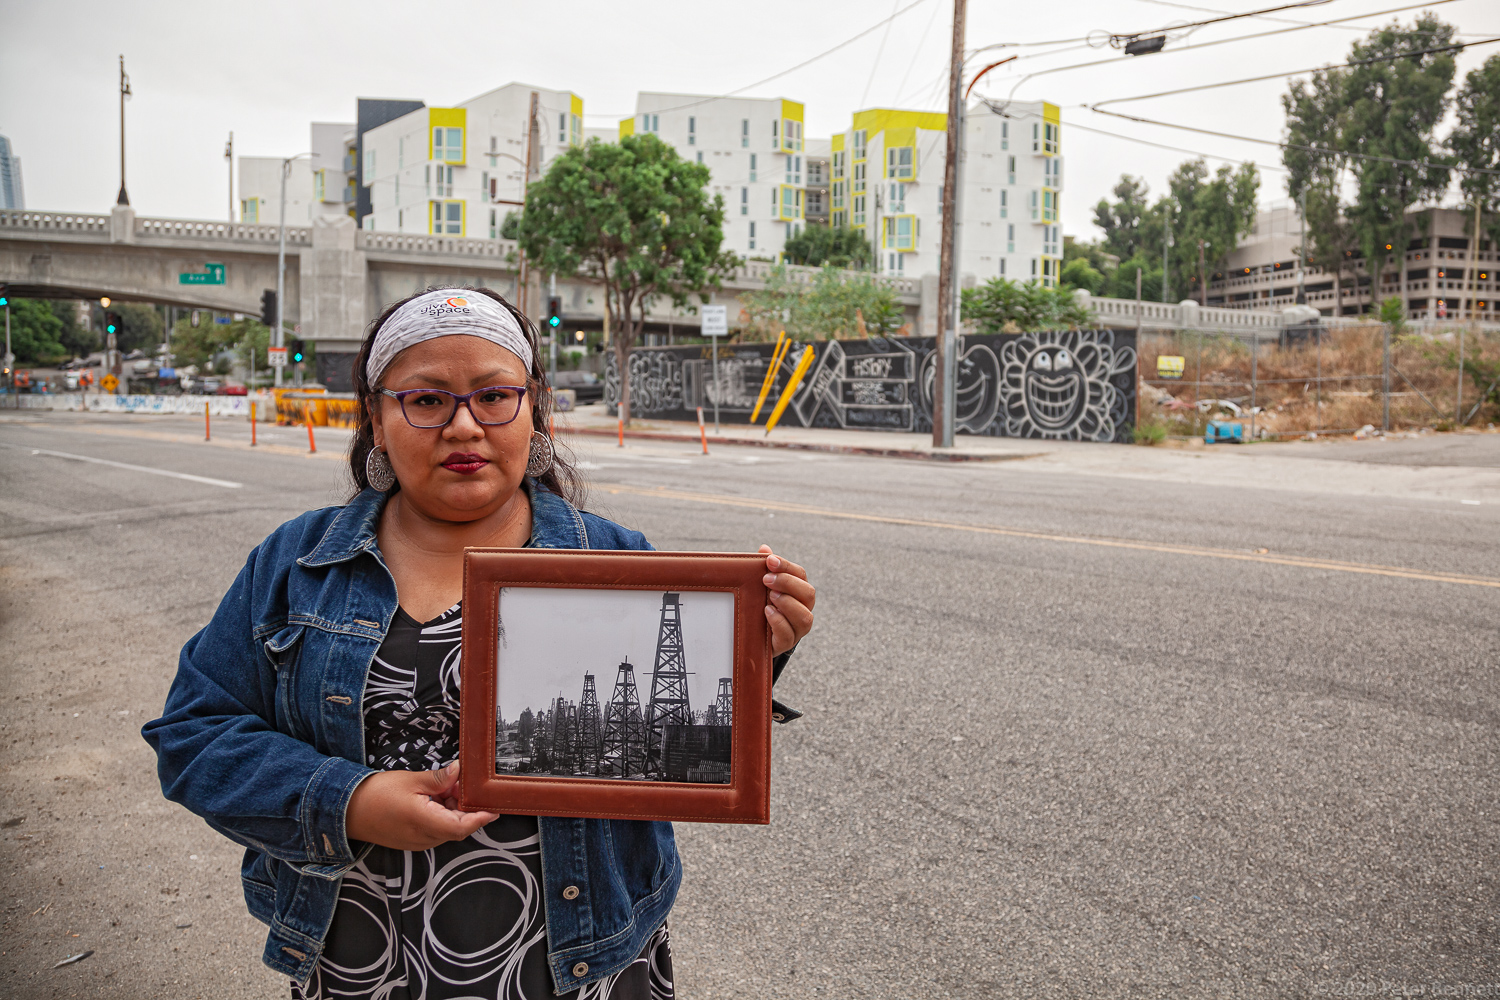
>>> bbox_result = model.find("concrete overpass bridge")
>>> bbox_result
[3,205,1306,389]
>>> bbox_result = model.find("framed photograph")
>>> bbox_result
[458,549,773,825]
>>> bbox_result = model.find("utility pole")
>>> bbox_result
[934,0,966,449]
[116,55,132,206]
[225,132,234,224]
[274,153,308,388]
[1296,187,1307,305]
[1162,206,1171,303]
[1197,239,1209,307]
[517,92,540,319]
[1461,197,1481,422]
[548,273,558,385]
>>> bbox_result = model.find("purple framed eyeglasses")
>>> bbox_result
[377,385,529,429]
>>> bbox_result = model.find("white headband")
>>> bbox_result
[367,288,533,385]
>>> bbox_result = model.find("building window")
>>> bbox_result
[640,114,659,133]
[832,180,845,210]
[1007,223,1015,253]
[1000,189,1007,218]
[786,155,801,185]
[886,146,914,180]
[1029,190,1039,220]
[853,194,866,227]
[808,159,822,184]
[887,182,907,212]
[749,153,757,182]
[397,209,404,231]
[749,220,756,251]
[883,214,915,251]
[1044,224,1059,256]
[688,117,696,144]
[697,151,704,164]
[1001,122,1008,150]
[853,162,866,194]
[490,208,498,239]
[742,119,749,148]
[833,150,846,178]
[852,129,867,161]
[1008,155,1016,185]
[394,175,400,205]
[1031,257,1038,276]
[1044,122,1059,155]
[741,187,748,215]
[1032,123,1040,152]
[999,258,1006,276]
[1044,156,1063,187]
[558,113,567,144]
[241,198,260,223]
[1042,189,1058,222]
[434,126,463,163]
[431,199,463,235]
[314,170,325,202]
[772,119,777,145]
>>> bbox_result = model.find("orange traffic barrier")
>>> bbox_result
[204,401,211,441]
[617,416,624,448]
[250,402,258,446]
[696,407,709,455]
[307,419,317,454]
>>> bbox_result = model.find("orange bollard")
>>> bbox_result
[550,412,556,438]
[250,401,258,446]
[205,401,211,441]
[306,417,317,454]
[617,416,624,448]
[696,406,708,455]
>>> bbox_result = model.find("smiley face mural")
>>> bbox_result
[998,330,1136,441]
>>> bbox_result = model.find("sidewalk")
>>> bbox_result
[555,404,1053,462]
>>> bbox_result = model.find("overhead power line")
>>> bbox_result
[987,0,1462,102]
[1097,0,1333,48]
[1089,107,1500,176]
[1090,35,1499,108]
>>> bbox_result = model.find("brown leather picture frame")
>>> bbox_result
[458,548,772,825]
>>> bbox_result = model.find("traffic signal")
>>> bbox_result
[0,284,7,307]
[260,289,277,327]
[546,296,563,330]
[104,311,121,335]
[290,339,305,364]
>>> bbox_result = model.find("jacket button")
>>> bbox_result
[562,885,580,900]
[572,962,589,977]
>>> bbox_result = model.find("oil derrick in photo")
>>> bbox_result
[549,697,576,775]
[715,677,732,725]
[601,659,648,778]
[644,593,693,778]
[575,673,603,775]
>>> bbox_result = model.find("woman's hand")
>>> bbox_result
[760,544,815,657]
[345,761,500,852]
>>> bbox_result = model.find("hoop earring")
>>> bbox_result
[526,431,555,477]
[365,448,396,492]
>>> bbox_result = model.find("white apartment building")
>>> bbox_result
[361,83,584,238]
[829,100,1064,284]
[239,122,357,225]
[621,94,808,259]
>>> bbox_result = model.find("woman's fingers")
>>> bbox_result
[758,545,815,655]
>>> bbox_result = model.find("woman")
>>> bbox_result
[144,287,815,999]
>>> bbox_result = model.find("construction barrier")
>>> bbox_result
[16,393,255,416]
[275,390,359,429]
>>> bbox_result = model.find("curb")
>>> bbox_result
[564,425,1042,463]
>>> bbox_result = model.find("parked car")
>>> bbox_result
[552,370,603,403]
[216,384,248,396]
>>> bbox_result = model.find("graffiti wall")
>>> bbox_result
[604,330,1138,442]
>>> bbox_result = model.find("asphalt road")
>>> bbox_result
[1,411,1496,999]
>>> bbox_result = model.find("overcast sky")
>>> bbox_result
[496,587,733,723]
[1,0,1494,241]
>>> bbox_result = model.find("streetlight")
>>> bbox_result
[116,56,132,206]
[274,152,311,388]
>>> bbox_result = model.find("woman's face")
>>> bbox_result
[370,334,534,522]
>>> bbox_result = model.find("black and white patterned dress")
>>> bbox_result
[293,603,674,1000]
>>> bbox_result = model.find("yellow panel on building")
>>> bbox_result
[619,117,635,139]
[428,107,467,164]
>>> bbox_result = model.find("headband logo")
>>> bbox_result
[417,295,475,320]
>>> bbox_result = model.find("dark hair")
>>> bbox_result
[347,286,585,508]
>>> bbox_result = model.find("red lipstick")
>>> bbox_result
[440,452,488,475]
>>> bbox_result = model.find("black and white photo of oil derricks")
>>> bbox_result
[495,588,735,783]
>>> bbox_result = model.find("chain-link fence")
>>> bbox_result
[1137,322,1500,439]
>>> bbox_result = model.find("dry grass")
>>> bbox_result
[1139,324,1500,436]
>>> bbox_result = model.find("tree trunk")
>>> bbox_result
[614,287,632,426]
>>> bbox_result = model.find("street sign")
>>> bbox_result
[101,373,119,392]
[268,346,288,368]
[701,305,728,337]
[179,263,226,286]
[1157,355,1185,379]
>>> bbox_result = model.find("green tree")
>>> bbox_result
[1166,159,1259,303]
[1447,54,1500,266]
[43,300,97,358]
[1093,175,1151,261]
[171,316,268,375]
[1060,256,1105,294]
[519,135,737,423]
[115,302,164,355]
[1342,14,1457,318]
[1283,67,1354,313]
[740,265,903,341]
[782,224,873,270]
[962,278,1093,333]
[6,299,67,363]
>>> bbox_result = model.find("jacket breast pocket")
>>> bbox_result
[263,625,308,737]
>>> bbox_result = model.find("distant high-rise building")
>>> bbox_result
[0,134,24,210]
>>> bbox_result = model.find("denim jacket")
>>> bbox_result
[143,483,763,993]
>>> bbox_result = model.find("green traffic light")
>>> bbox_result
[0,297,8,307]
[293,353,304,362]
[107,324,117,334]
[548,316,561,328]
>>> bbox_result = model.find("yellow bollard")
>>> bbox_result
[750,331,789,424]
[204,401,210,441]
[763,345,815,436]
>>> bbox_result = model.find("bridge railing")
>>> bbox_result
[357,232,518,259]
[135,217,309,245]
[0,210,112,235]
[730,260,922,299]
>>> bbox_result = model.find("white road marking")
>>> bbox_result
[29,448,243,489]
